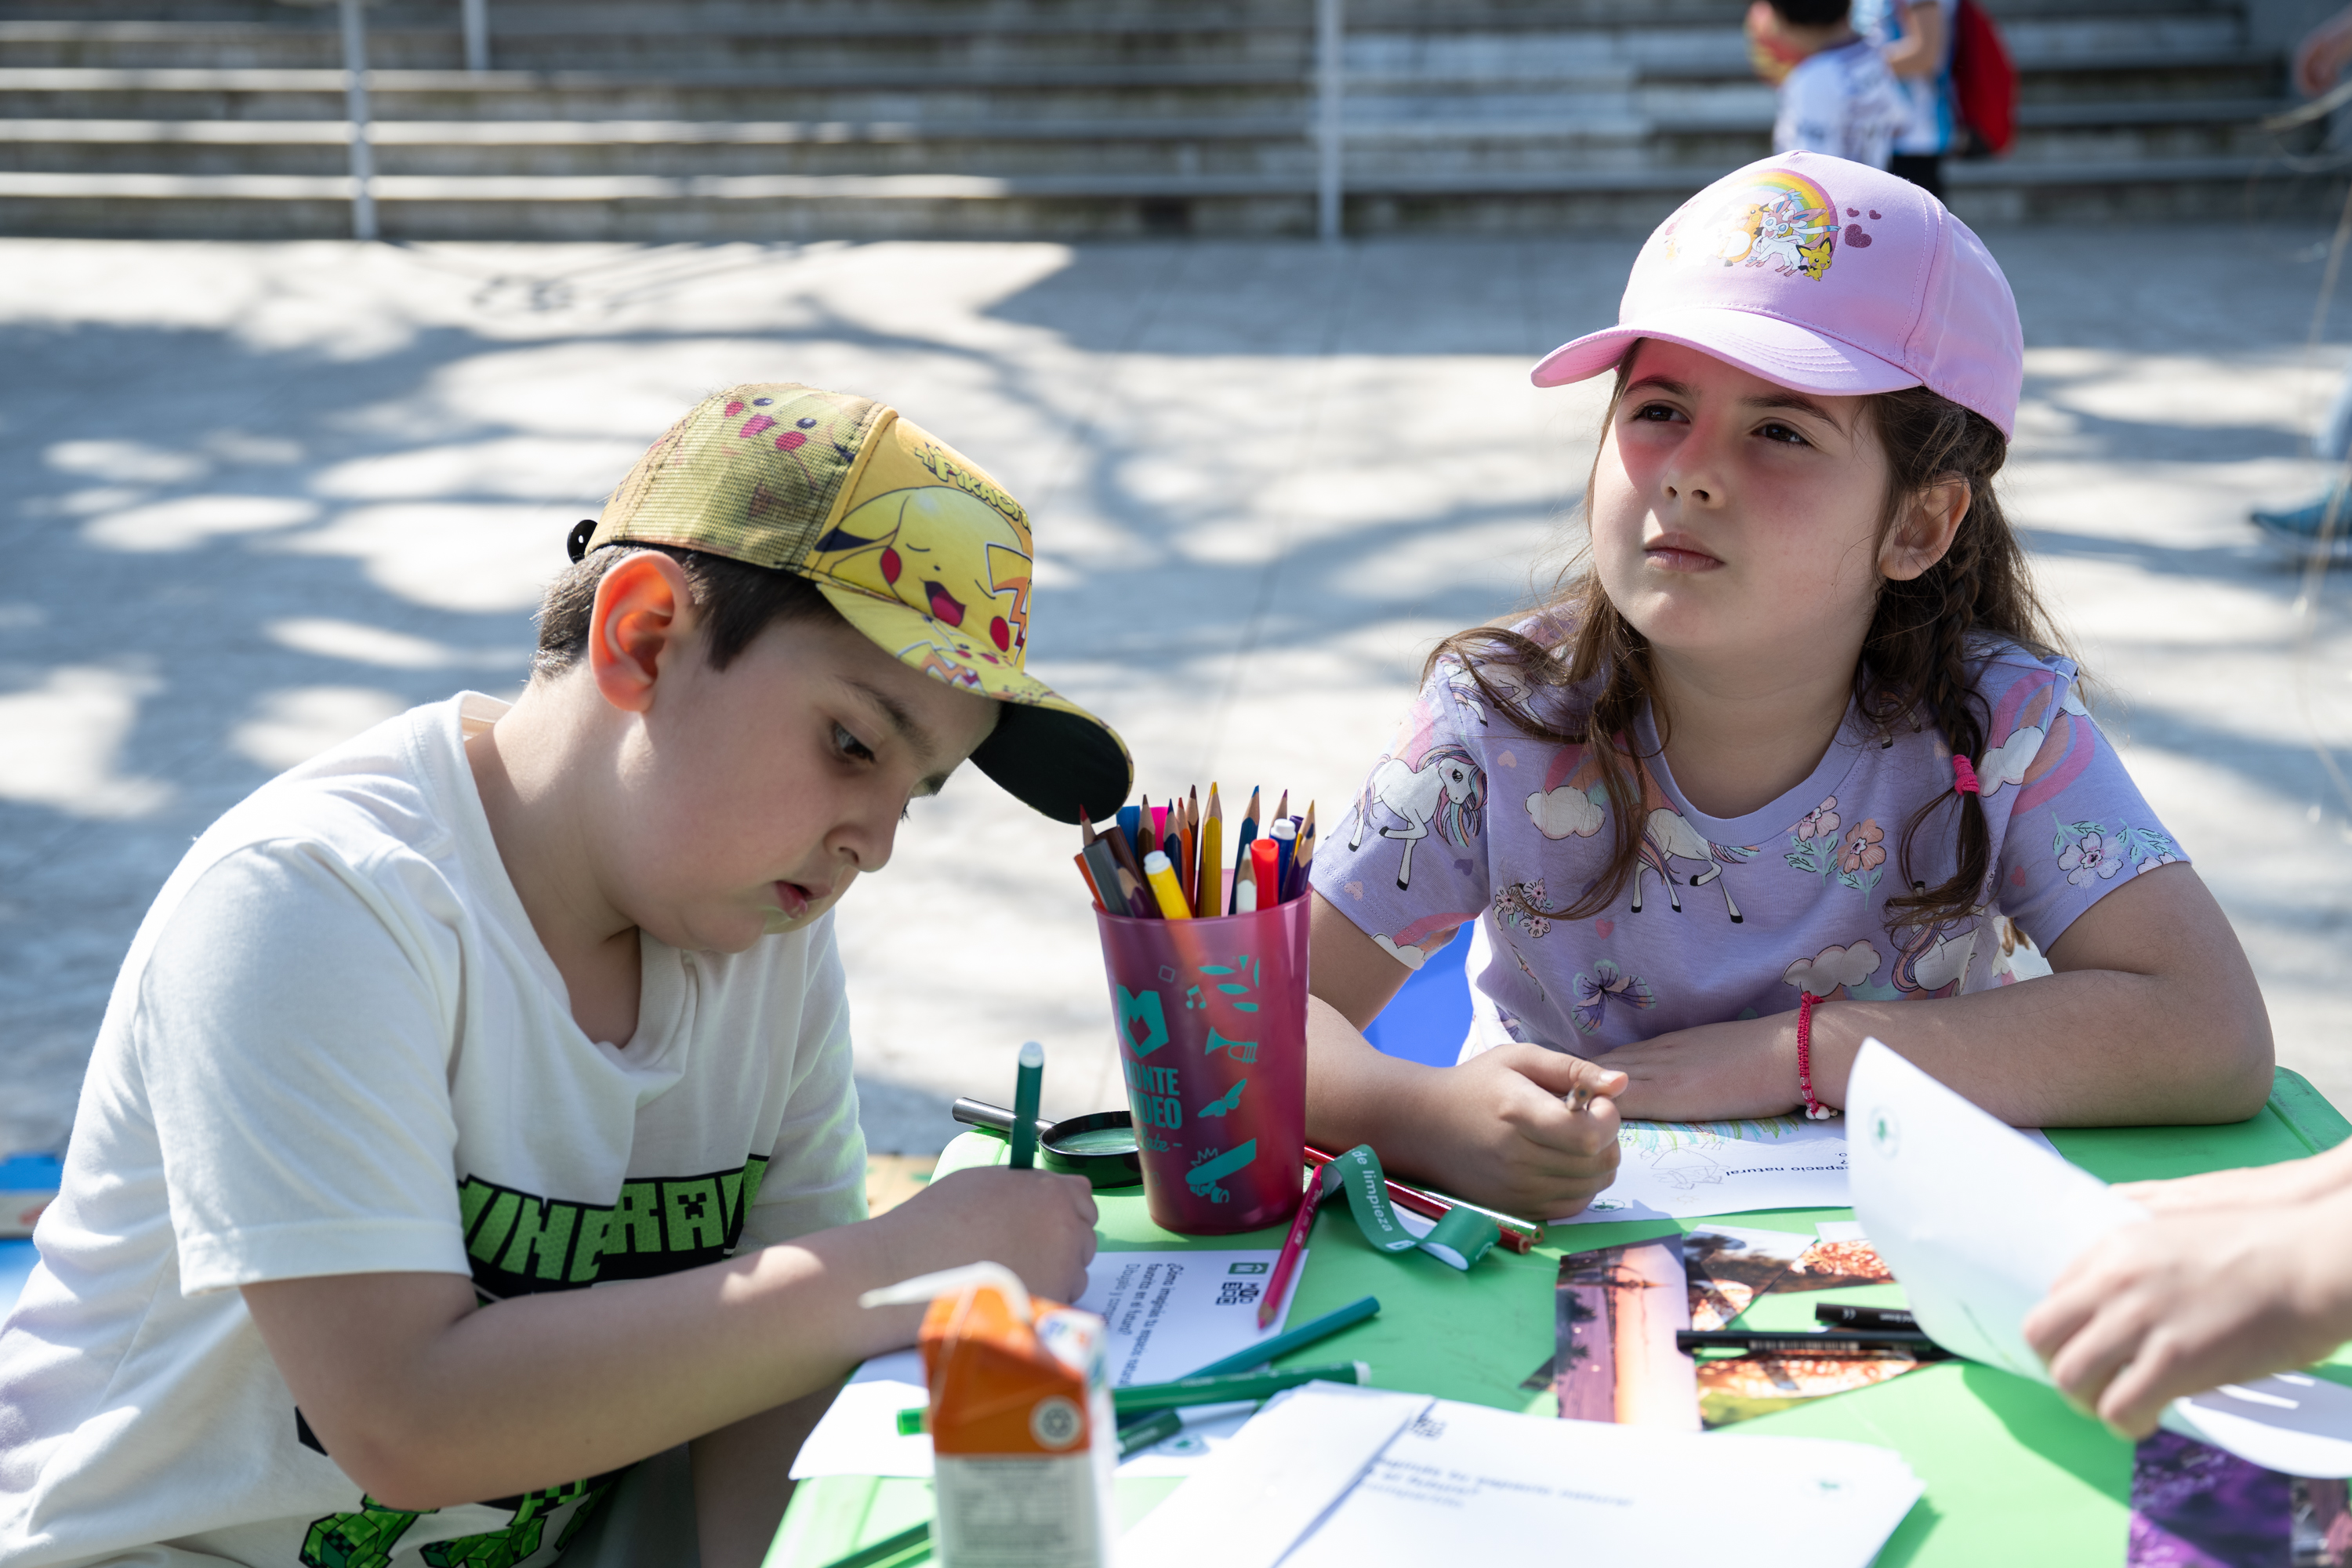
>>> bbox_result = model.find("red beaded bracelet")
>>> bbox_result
[1796,991,1836,1120]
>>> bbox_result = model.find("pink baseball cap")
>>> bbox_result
[1530,151,2024,439]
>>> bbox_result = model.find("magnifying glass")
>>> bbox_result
[950,1098,1142,1190]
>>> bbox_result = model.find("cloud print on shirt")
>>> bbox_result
[1974,726,2046,800]
[1784,940,1883,998]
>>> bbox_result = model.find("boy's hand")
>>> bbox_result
[1418,1045,1626,1219]
[2023,1195,2352,1437]
[871,1167,1099,1305]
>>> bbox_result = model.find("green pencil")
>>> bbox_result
[1111,1359,1366,1415]
[1007,1041,1044,1170]
[1180,1294,1380,1380]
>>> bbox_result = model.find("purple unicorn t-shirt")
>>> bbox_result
[1311,625,2183,1060]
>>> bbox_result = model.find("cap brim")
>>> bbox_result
[1530,305,1922,399]
[815,581,1133,825]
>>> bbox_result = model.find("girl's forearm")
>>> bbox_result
[1305,995,1447,1166]
[1806,966,2274,1127]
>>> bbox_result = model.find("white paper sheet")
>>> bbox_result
[789,1247,1306,1481]
[1120,1384,1432,1568]
[1563,1113,1853,1222]
[1564,1112,2063,1225]
[1122,1384,1922,1568]
[1846,1037,2352,1477]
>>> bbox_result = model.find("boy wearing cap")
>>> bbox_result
[0,385,1128,1567]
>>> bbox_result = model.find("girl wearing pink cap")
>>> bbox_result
[1305,152,2273,1220]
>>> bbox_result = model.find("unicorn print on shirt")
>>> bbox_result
[1349,716,1490,891]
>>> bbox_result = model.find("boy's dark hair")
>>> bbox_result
[534,543,844,679]
[1436,346,2061,935]
[1769,0,1852,26]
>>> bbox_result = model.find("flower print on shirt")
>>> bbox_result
[1838,819,1887,885]
[1571,960,1657,1035]
[1784,797,1886,897]
[1494,876,1568,938]
[2053,815,2178,886]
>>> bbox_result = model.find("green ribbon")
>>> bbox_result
[1316,1145,1498,1272]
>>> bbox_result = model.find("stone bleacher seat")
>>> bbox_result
[0,0,2330,240]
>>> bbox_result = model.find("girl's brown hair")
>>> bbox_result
[1436,352,2064,931]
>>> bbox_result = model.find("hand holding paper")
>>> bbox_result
[2025,1166,2352,1436]
[1846,1038,2352,1476]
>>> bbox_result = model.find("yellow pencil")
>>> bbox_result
[1143,851,1192,920]
[1196,785,1225,918]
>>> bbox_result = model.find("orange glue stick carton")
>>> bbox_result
[862,1263,1117,1568]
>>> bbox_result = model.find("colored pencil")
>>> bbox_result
[1073,851,1107,913]
[1115,1406,1185,1454]
[1268,818,1298,902]
[1300,1144,1542,1253]
[1250,837,1280,911]
[1292,802,1316,901]
[1196,786,1225,919]
[1174,795,1196,910]
[1231,787,1261,913]
[1112,1360,1363,1415]
[1083,839,1143,919]
[1143,851,1192,920]
[1181,1294,1380,1381]
[1007,1042,1044,1170]
[1260,1165,1321,1330]
[1138,796,1159,861]
[1233,873,1257,914]
[1274,789,1289,823]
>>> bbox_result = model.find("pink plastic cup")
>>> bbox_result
[1094,894,1309,1235]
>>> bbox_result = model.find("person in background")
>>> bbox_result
[1853,0,1957,196]
[2249,5,2352,546]
[1747,0,1911,169]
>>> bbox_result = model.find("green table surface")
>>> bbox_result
[767,1068,2352,1568]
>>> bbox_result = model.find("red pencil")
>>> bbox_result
[1299,1144,1542,1254]
[1261,1166,1322,1330]
[1073,851,1108,913]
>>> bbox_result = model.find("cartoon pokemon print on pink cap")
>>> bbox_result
[1529,151,2024,439]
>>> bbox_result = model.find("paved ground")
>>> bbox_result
[6,225,2352,1158]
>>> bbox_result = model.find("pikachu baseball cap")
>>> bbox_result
[576,383,1131,824]
[1530,151,2024,439]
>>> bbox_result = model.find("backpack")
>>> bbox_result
[1951,0,2017,157]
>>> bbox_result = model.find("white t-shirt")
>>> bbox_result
[1774,38,1911,169]
[0,692,869,1568]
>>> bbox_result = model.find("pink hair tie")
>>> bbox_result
[1951,756,1981,796]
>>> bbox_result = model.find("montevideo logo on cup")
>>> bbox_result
[1661,169,1842,281]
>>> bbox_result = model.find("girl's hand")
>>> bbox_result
[1421,1044,1628,1219]
[2022,1193,2352,1437]
[1598,1016,1803,1123]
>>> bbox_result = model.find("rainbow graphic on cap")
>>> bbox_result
[1661,168,1839,281]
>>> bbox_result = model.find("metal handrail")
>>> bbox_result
[1316,0,1343,242]
[337,0,374,239]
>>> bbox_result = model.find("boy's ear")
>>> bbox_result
[1882,477,1970,583]
[587,551,700,714]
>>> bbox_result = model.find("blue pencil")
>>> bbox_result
[1229,786,1261,913]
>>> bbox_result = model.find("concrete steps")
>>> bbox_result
[0,0,2323,238]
